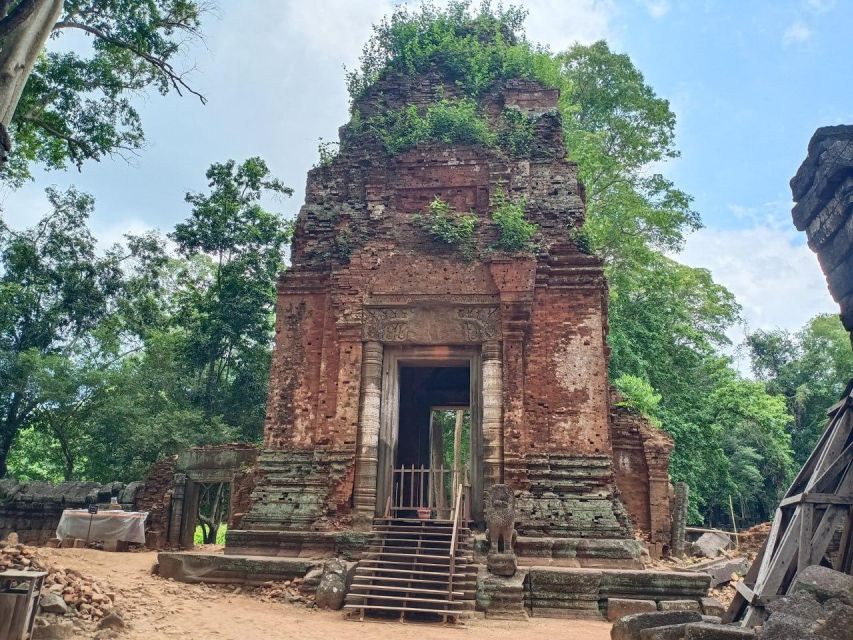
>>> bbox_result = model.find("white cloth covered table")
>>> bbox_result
[56,509,148,544]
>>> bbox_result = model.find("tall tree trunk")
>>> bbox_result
[0,0,63,160]
[0,428,13,477]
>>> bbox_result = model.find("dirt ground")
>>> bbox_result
[39,548,613,640]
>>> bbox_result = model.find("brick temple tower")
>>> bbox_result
[226,69,673,566]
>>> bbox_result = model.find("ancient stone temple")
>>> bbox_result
[226,70,672,567]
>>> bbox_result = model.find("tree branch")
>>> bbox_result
[53,20,207,104]
[0,0,39,38]
[18,111,94,162]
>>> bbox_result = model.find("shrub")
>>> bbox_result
[315,138,339,167]
[496,107,536,157]
[569,226,593,254]
[368,98,494,154]
[491,191,537,252]
[414,196,477,256]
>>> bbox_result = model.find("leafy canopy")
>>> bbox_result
[0,186,166,477]
[747,314,853,466]
[4,0,209,187]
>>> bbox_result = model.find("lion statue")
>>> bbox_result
[485,484,516,554]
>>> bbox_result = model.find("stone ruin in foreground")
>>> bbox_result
[157,70,716,619]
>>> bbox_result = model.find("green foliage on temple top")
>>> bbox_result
[490,191,537,253]
[362,98,495,154]
[413,196,478,257]
[346,1,548,101]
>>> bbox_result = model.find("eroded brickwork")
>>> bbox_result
[609,391,675,558]
[238,67,656,549]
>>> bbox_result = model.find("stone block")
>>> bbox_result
[600,569,711,600]
[32,622,76,639]
[607,598,658,621]
[157,551,319,585]
[611,610,703,640]
[102,540,129,552]
[487,552,517,576]
[790,565,853,605]
[39,592,69,615]
[477,569,528,620]
[639,624,691,640]
[658,599,701,612]
[763,591,824,638]
[683,622,755,639]
[315,558,352,610]
[815,599,853,639]
[700,597,725,618]
[694,531,730,558]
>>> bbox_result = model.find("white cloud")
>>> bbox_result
[805,0,836,14]
[525,0,617,49]
[641,0,670,19]
[282,0,394,65]
[677,224,837,371]
[782,20,814,46]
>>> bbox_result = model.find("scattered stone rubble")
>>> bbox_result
[760,565,853,640]
[610,565,853,640]
[1,538,117,626]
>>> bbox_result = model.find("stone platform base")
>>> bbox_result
[225,529,371,559]
[523,567,711,619]
[157,552,320,585]
[476,568,529,620]
[472,566,711,620]
[473,534,647,569]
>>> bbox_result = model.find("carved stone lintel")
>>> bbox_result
[458,307,500,342]
[363,308,411,342]
[362,305,500,344]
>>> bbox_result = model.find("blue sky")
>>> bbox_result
[1,0,845,356]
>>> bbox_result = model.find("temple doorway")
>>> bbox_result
[377,348,483,521]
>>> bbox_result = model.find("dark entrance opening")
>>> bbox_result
[396,366,470,468]
[393,365,470,518]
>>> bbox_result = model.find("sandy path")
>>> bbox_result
[39,548,613,640]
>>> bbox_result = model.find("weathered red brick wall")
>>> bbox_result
[244,67,633,536]
[609,392,674,557]
[136,457,177,548]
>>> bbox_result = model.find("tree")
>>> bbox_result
[747,313,853,465]
[0,0,208,185]
[0,186,165,476]
[702,377,795,526]
[169,157,293,438]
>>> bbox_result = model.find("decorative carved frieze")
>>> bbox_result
[362,305,500,344]
[363,308,411,342]
[458,307,500,342]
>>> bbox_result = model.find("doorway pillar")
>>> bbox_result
[482,340,503,492]
[353,340,383,525]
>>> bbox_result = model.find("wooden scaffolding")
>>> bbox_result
[727,380,853,626]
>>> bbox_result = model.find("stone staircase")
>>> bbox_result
[344,517,477,622]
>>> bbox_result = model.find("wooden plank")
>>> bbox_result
[744,410,851,626]
[798,502,814,573]
[811,441,853,493]
[807,464,853,567]
[734,580,755,604]
[783,491,853,507]
[725,535,768,624]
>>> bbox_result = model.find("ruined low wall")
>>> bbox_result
[136,457,178,548]
[609,392,674,559]
[0,479,142,545]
